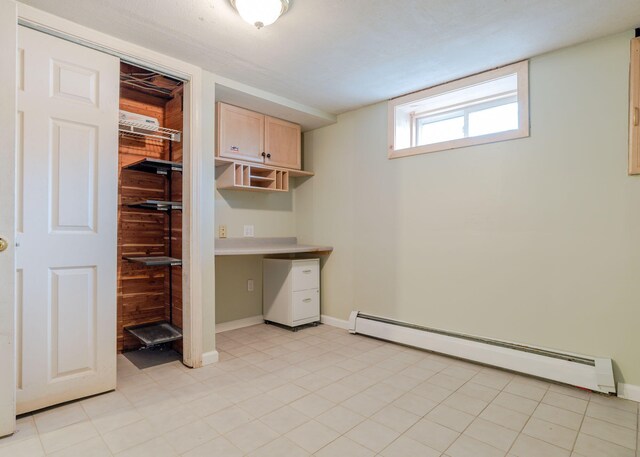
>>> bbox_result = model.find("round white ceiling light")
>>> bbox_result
[229,0,290,29]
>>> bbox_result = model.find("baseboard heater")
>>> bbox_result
[348,311,616,394]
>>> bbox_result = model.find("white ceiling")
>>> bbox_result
[18,0,640,115]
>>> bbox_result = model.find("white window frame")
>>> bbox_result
[388,60,529,159]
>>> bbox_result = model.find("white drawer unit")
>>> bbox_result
[263,258,320,328]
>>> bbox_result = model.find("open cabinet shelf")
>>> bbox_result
[125,322,183,347]
[123,158,183,175]
[217,162,290,192]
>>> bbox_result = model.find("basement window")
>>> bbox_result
[388,61,529,159]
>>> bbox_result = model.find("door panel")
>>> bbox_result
[0,0,16,437]
[16,27,119,414]
[216,102,264,163]
[264,116,301,170]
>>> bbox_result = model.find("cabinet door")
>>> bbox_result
[264,116,301,170]
[217,102,264,163]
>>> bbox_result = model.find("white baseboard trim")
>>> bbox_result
[320,314,350,330]
[201,350,219,366]
[215,315,264,334]
[617,383,640,403]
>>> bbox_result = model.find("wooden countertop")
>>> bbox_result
[215,237,333,256]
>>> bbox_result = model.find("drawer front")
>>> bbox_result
[292,260,319,291]
[292,289,319,323]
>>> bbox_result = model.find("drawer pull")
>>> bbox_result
[302,298,312,303]
[302,269,312,273]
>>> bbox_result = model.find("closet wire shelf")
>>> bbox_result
[119,119,182,142]
[124,158,183,175]
[127,200,182,211]
[126,322,183,347]
[123,256,182,267]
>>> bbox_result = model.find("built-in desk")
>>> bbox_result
[215,237,333,256]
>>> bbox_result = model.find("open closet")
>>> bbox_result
[118,63,185,353]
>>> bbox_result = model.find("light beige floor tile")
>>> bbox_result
[342,392,387,417]
[259,406,309,434]
[0,436,44,457]
[399,365,438,381]
[315,382,359,403]
[81,391,131,418]
[380,373,423,391]
[114,436,177,457]
[472,371,513,390]
[522,417,577,450]
[392,391,439,416]
[225,420,279,453]
[479,404,530,432]
[542,391,588,415]
[314,436,374,457]
[532,403,584,430]
[442,365,479,382]
[146,404,199,434]
[458,381,501,402]
[163,419,217,454]
[446,434,505,457]
[285,420,340,454]
[102,419,157,454]
[492,392,539,415]
[504,379,548,401]
[426,404,475,432]
[247,436,310,457]
[267,383,310,403]
[371,404,421,433]
[362,382,405,403]
[580,416,636,450]
[289,393,334,417]
[181,436,242,457]
[444,391,489,415]
[315,405,366,434]
[34,403,88,434]
[203,405,254,434]
[586,402,638,430]
[412,381,454,402]
[573,433,635,457]
[346,419,400,453]
[548,384,591,401]
[237,394,285,418]
[590,394,638,413]
[405,418,460,452]
[185,393,234,418]
[464,418,518,451]
[39,421,99,454]
[379,435,441,457]
[47,436,111,457]
[0,416,38,449]
[510,434,571,457]
[427,373,467,391]
[91,406,143,435]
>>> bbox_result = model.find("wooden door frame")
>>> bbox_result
[0,0,17,438]
[15,4,215,369]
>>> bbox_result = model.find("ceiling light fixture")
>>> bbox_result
[229,0,290,29]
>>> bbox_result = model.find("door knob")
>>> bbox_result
[0,238,8,252]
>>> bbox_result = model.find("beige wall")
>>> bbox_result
[214,176,297,324]
[295,31,640,384]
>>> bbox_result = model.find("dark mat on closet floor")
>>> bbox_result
[124,348,181,370]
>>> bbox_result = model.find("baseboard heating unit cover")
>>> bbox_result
[348,311,615,394]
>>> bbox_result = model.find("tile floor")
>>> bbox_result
[1,323,638,456]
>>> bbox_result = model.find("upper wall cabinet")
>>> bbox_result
[265,116,301,169]
[629,38,640,175]
[217,103,265,163]
[216,102,301,170]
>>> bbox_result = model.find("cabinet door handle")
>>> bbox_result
[635,107,639,127]
[302,269,312,273]
[230,146,239,152]
[261,152,266,157]
[266,153,271,158]
[303,298,312,303]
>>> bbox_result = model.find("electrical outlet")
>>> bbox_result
[247,279,254,292]
[243,225,254,237]
[218,225,227,238]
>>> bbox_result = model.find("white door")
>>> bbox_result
[0,0,17,437]
[16,27,119,414]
